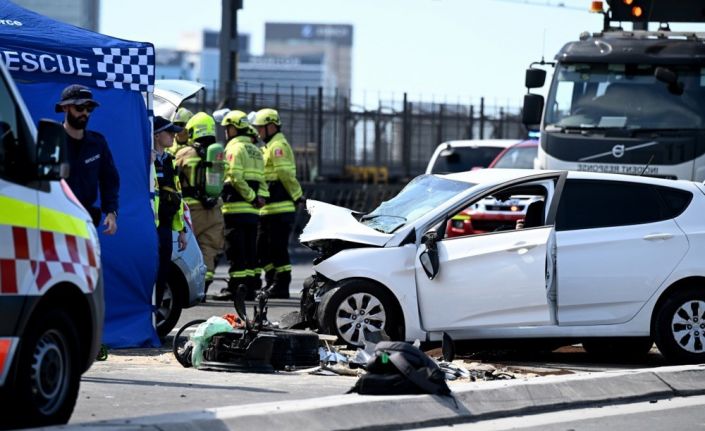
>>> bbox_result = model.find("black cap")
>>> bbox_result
[154,116,183,134]
[55,84,100,113]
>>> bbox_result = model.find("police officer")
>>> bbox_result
[252,108,303,299]
[56,84,119,233]
[213,110,268,301]
[152,116,187,328]
[167,107,193,156]
[174,112,225,296]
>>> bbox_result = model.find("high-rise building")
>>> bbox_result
[264,23,353,94]
[13,0,100,31]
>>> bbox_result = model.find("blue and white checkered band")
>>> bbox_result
[93,47,154,92]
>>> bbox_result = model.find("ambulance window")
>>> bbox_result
[0,73,32,184]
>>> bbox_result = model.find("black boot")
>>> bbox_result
[270,271,291,299]
[202,279,214,302]
[212,278,238,301]
[264,269,275,289]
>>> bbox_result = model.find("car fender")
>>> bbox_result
[313,244,427,341]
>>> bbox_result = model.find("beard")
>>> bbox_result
[67,110,89,130]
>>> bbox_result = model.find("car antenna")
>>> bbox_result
[639,154,655,176]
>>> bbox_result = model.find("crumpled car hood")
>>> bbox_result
[299,200,391,247]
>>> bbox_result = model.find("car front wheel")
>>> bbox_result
[654,289,705,364]
[318,280,401,347]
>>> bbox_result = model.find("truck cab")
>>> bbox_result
[523,0,705,181]
[0,60,103,428]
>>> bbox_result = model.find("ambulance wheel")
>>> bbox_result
[12,309,81,428]
[318,279,402,348]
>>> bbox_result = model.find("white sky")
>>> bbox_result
[100,0,642,107]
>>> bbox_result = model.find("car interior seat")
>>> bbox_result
[522,200,546,228]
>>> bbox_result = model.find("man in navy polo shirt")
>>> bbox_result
[56,84,119,234]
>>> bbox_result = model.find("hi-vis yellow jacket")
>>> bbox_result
[153,155,185,232]
[222,136,269,216]
[261,132,302,216]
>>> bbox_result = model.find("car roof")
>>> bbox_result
[438,139,518,149]
[439,168,698,190]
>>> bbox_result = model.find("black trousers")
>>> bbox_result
[155,224,173,308]
[256,212,294,276]
[224,214,258,291]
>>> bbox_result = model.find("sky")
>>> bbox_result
[100,0,611,108]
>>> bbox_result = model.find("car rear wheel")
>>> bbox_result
[156,272,184,338]
[9,309,81,428]
[318,280,401,347]
[654,289,705,364]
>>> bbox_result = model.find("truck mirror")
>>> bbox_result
[522,94,544,126]
[36,119,68,180]
[525,68,546,89]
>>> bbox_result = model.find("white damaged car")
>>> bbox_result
[300,169,705,363]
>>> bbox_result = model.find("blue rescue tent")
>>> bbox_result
[0,1,159,347]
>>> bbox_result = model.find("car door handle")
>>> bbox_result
[505,242,538,252]
[643,233,673,241]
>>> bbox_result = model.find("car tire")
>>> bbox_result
[654,288,705,364]
[9,309,81,428]
[156,272,184,338]
[582,338,653,360]
[318,280,401,347]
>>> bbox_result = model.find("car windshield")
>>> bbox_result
[431,146,505,174]
[492,145,538,169]
[545,63,705,130]
[361,175,473,233]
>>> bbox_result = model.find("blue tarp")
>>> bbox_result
[0,1,159,347]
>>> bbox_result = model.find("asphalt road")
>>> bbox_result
[69,250,671,425]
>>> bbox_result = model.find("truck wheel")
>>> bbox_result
[319,280,401,347]
[11,310,81,428]
[156,274,184,338]
[654,289,705,364]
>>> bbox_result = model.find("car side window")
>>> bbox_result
[555,180,687,231]
[0,75,32,184]
[444,184,548,239]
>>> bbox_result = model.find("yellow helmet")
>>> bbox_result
[172,107,193,125]
[220,110,249,129]
[185,112,216,141]
[251,108,281,127]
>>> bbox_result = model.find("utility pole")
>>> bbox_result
[219,0,243,104]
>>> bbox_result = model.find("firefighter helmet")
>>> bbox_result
[172,107,193,125]
[220,109,250,129]
[251,108,281,127]
[185,112,216,141]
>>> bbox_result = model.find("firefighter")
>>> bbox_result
[152,116,188,321]
[252,108,304,299]
[213,110,268,301]
[174,112,225,297]
[167,107,193,155]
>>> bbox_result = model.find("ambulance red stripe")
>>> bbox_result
[12,227,29,260]
[0,260,17,294]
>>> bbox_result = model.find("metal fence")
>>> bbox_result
[182,82,528,183]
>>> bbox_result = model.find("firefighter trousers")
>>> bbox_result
[224,214,258,295]
[256,211,294,298]
[189,201,225,287]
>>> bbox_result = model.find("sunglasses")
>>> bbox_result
[74,104,95,113]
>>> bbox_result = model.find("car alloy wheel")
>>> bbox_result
[670,299,705,354]
[334,292,387,346]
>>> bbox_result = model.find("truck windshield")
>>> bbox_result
[545,63,705,131]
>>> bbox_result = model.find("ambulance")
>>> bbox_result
[0,61,103,427]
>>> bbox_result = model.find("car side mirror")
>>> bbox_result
[525,68,546,89]
[419,231,439,280]
[36,119,68,180]
[522,94,544,127]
